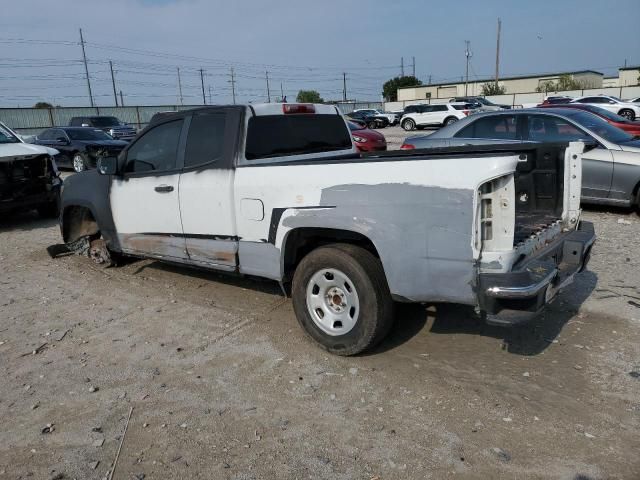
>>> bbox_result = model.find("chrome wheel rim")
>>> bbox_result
[73,155,85,172]
[306,268,359,336]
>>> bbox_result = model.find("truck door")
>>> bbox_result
[110,118,187,259]
[178,109,240,269]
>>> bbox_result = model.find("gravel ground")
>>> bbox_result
[1,139,639,479]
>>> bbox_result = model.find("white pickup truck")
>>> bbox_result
[58,103,595,355]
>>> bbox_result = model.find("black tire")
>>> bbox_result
[292,244,394,356]
[619,109,635,121]
[444,116,459,126]
[37,200,59,219]
[72,152,89,173]
[402,118,416,131]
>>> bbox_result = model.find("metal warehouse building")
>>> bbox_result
[398,70,604,101]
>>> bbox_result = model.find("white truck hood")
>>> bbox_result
[0,142,59,161]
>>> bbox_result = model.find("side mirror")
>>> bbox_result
[97,156,118,175]
[56,137,69,144]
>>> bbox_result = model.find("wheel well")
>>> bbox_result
[444,116,457,122]
[282,228,379,281]
[62,206,99,243]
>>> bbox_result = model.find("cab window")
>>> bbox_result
[184,113,226,168]
[124,120,183,173]
[527,115,590,142]
[455,115,518,140]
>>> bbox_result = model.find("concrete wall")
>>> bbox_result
[619,68,640,87]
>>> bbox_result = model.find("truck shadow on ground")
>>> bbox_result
[373,270,598,356]
[0,211,58,233]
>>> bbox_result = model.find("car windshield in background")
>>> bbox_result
[0,124,20,144]
[90,117,120,127]
[348,121,365,131]
[246,115,352,160]
[577,105,628,122]
[67,129,113,141]
[566,111,635,144]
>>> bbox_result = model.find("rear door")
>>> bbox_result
[178,108,241,269]
[525,114,614,199]
[110,118,187,259]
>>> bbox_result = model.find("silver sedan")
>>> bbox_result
[401,108,640,208]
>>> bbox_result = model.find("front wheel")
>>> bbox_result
[444,116,459,126]
[292,244,394,356]
[72,153,88,173]
[402,118,416,131]
[619,109,635,121]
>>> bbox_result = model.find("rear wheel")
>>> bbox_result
[402,118,416,131]
[444,116,459,126]
[292,244,394,356]
[619,109,635,121]
[72,153,88,173]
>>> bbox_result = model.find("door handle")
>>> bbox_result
[154,185,174,193]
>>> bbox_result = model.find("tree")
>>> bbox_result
[33,102,54,109]
[296,90,323,103]
[481,83,506,96]
[382,76,423,102]
[535,74,585,93]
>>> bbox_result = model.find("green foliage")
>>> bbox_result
[481,83,506,96]
[33,102,54,109]
[382,76,423,101]
[536,75,585,93]
[296,90,323,103]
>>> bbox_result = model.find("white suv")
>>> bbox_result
[401,103,474,131]
[571,95,640,121]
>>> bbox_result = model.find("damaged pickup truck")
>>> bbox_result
[1,122,61,218]
[57,103,595,355]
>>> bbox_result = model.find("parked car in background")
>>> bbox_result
[58,103,593,354]
[34,127,128,172]
[346,110,389,129]
[0,121,61,218]
[401,103,476,130]
[537,103,640,135]
[347,121,387,152]
[570,95,640,121]
[627,97,640,104]
[69,116,137,141]
[400,109,640,208]
[450,96,511,110]
[538,95,573,106]
[352,109,397,125]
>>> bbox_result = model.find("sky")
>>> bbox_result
[0,0,638,107]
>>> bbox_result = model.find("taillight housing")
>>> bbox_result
[400,144,415,150]
[283,104,315,114]
[463,110,470,116]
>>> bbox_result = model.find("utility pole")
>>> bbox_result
[411,56,415,77]
[343,72,347,102]
[208,85,212,104]
[401,57,404,76]
[464,40,472,96]
[119,90,124,107]
[494,18,501,87]
[428,74,432,85]
[280,82,284,102]
[177,67,184,105]
[79,28,94,107]
[230,68,237,104]
[199,68,206,105]
[109,61,118,106]
[265,71,271,102]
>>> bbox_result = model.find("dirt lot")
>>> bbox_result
[1,134,639,479]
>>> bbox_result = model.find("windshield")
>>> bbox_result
[90,117,120,127]
[0,124,20,144]
[348,121,365,131]
[566,110,635,144]
[67,129,113,141]
[578,105,628,122]
[476,98,494,106]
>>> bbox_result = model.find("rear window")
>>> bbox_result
[452,104,473,110]
[245,114,352,160]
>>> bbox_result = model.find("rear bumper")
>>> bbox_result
[478,220,595,327]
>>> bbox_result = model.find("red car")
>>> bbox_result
[537,103,640,135]
[348,121,387,152]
